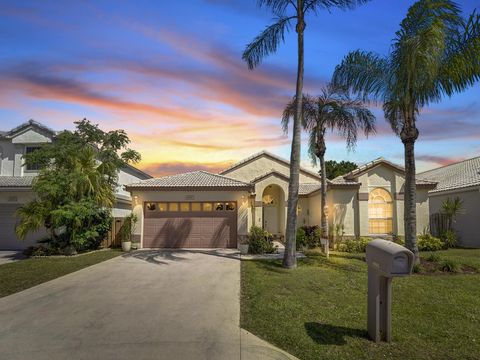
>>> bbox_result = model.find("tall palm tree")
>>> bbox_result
[332,0,480,263]
[243,0,370,269]
[282,85,375,244]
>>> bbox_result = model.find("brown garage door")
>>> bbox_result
[143,201,237,248]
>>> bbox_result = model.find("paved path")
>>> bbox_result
[0,249,296,360]
[0,251,25,265]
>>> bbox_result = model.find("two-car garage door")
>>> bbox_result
[143,201,237,248]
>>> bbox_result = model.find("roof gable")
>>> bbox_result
[219,150,321,181]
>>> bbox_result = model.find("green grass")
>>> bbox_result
[241,249,480,360]
[0,249,122,298]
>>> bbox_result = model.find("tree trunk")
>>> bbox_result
[283,0,304,269]
[317,139,328,239]
[401,118,420,264]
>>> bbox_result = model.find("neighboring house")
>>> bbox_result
[418,156,480,248]
[0,120,152,250]
[126,151,436,249]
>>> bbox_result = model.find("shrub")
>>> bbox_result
[441,230,457,248]
[392,234,405,246]
[426,252,441,263]
[417,234,444,251]
[298,225,322,249]
[248,226,276,254]
[336,237,372,253]
[23,244,56,257]
[438,259,459,273]
[296,227,307,250]
[413,263,423,273]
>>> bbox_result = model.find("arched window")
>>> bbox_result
[368,188,393,234]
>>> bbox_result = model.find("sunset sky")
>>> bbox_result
[1,0,479,177]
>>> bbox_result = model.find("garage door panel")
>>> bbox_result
[0,204,46,250]
[143,202,237,248]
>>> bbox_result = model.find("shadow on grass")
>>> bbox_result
[305,322,368,345]
[251,259,288,274]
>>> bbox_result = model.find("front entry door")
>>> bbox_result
[263,206,278,234]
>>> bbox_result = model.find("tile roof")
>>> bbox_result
[340,158,436,187]
[0,176,35,188]
[125,171,253,190]
[219,150,321,179]
[418,156,480,193]
[329,176,361,186]
[299,183,322,195]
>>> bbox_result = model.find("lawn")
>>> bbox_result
[0,249,122,298]
[241,249,480,360]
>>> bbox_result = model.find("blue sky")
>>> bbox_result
[0,0,479,176]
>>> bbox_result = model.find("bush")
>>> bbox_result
[392,234,405,246]
[439,259,459,273]
[296,227,307,251]
[298,225,322,249]
[441,230,457,248]
[417,234,444,251]
[426,252,441,263]
[248,226,276,254]
[23,244,57,257]
[413,263,423,273]
[336,237,372,253]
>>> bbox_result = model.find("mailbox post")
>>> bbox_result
[366,239,414,343]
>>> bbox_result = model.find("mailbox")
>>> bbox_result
[366,239,414,343]
[366,239,414,277]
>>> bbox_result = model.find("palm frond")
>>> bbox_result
[332,50,390,102]
[304,0,371,14]
[281,94,316,133]
[242,16,294,70]
[258,0,292,16]
[437,10,480,96]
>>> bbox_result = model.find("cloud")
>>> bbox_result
[416,155,465,167]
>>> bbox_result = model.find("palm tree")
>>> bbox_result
[282,85,375,245]
[332,0,480,263]
[441,196,465,231]
[243,0,370,269]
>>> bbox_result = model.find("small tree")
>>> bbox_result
[325,160,358,179]
[441,196,465,231]
[16,119,140,251]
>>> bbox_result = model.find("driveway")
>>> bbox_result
[0,249,295,360]
[0,251,25,265]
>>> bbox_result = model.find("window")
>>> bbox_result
[202,203,213,211]
[368,188,393,234]
[168,203,179,211]
[191,203,201,211]
[158,203,167,212]
[225,202,236,211]
[180,202,190,212]
[215,202,224,211]
[25,146,41,171]
[146,203,157,211]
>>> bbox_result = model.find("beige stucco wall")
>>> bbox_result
[330,164,431,237]
[222,155,319,184]
[429,187,480,248]
[130,189,251,248]
[327,188,358,237]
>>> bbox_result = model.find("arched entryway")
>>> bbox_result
[261,184,285,236]
[368,187,393,234]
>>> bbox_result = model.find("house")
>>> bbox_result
[418,156,480,248]
[0,120,152,250]
[126,151,436,248]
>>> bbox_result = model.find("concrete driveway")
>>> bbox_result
[0,249,296,360]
